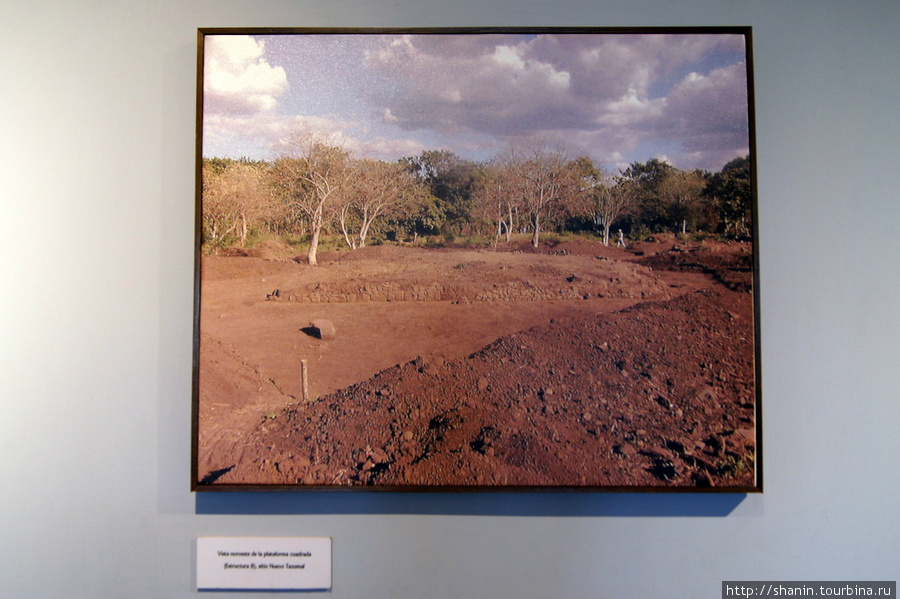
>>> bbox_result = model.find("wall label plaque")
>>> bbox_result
[197,536,332,591]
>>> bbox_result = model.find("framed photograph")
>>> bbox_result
[192,27,760,491]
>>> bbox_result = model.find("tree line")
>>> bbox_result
[202,133,752,265]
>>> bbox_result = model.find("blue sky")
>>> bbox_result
[202,31,750,173]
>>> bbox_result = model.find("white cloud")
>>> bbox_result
[204,35,288,115]
[357,33,746,163]
[203,111,429,162]
[356,136,427,161]
[492,45,525,70]
[201,32,750,170]
[382,108,399,123]
[203,113,353,158]
[656,62,750,170]
[666,64,748,133]
[597,88,666,127]
[363,35,575,137]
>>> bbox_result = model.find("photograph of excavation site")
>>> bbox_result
[193,28,759,491]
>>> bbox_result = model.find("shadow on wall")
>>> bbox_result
[195,491,746,517]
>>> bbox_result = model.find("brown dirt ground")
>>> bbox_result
[196,234,757,489]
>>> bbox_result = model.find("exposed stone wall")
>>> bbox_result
[291,275,671,303]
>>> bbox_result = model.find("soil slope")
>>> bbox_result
[196,236,757,489]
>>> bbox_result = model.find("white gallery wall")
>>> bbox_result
[1,0,898,597]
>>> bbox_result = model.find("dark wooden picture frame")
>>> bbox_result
[192,27,760,492]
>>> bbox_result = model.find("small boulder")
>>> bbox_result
[310,319,336,340]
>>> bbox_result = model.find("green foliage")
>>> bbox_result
[200,145,753,257]
[619,158,675,233]
[540,232,564,245]
[387,192,447,238]
[203,156,270,174]
[421,235,446,248]
[458,233,495,248]
[203,157,233,174]
[629,224,654,243]
[562,214,597,235]
[401,149,480,236]
[705,156,752,238]
[315,233,351,254]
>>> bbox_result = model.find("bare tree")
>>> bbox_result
[271,133,351,266]
[659,169,707,235]
[338,159,425,249]
[471,162,521,246]
[567,156,631,246]
[201,162,236,247]
[606,178,640,244]
[201,160,270,248]
[335,169,362,250]
[503,139,576,247]
[592,170,636,246]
